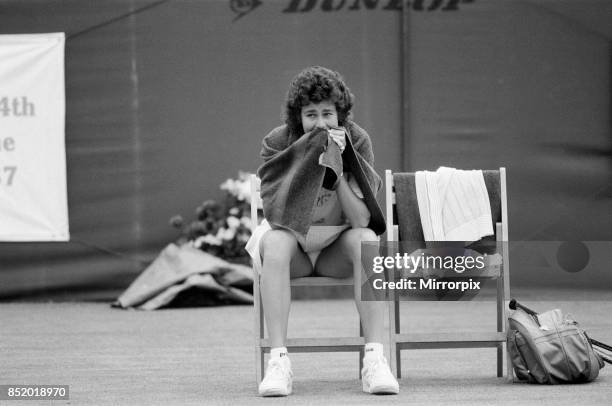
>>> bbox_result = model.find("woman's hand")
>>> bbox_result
[328,128,346,152]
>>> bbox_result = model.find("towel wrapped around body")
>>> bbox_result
[257,121,386,243]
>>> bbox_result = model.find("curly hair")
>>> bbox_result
[283,66,354,136]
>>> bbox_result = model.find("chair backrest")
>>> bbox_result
[250,174,262,233]
[387,169,506,243]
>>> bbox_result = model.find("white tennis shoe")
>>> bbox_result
[258,356,293,397]
[361,355,400,395]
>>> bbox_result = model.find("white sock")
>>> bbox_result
[364,342,384,362]
[270,347,289,359]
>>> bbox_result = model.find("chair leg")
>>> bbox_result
[395,347,402,379]
[496,263,504,378]
[506,320,514,382]
[496,223,508,379]
[254,270,265,385]
[256,347,263,384]
[507,347,514,382]
[359,322,364,379]
[387,263,402,379]
[394,299,401,379]
[497,344,503,377]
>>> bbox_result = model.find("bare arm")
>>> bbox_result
[336,174,370,228]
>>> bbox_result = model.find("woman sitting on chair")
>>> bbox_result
[246,66,399,397]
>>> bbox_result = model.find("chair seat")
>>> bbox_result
[392,266,502,279]
[291,276,354,287]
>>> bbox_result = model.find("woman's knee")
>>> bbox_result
[342,227,378,256]
[345,227,378,244]
[261,229,298,262]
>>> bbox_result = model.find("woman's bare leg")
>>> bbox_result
[259,229,312,348]
[314,227,384,343]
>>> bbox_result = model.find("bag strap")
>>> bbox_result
[591,338,612,352]
[590,338,612,365]
[594,349,612,365]
[509,298,542,327]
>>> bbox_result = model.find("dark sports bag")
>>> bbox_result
[507,299,611,384]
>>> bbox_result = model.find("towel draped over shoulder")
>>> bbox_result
[257,121,386,243]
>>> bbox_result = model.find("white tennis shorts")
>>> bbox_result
[245,219,350,273]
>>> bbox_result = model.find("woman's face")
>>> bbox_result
[300,100,338,133]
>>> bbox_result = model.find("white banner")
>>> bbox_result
[0,33,69,241]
